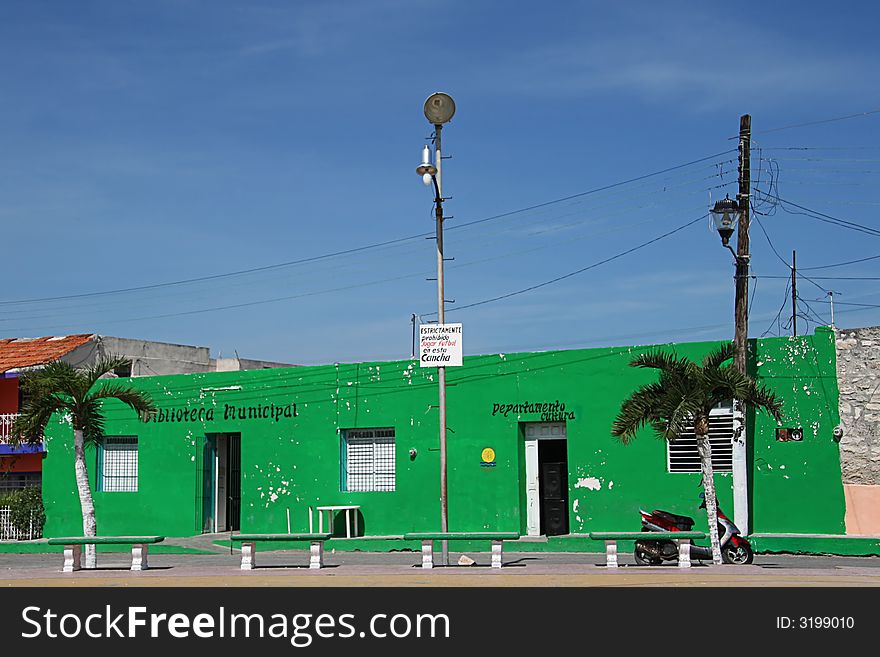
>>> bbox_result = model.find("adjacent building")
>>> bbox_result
[0,334,293,493]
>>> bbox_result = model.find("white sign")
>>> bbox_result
[419,323,463,367]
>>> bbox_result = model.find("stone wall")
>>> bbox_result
[835,326,880,485]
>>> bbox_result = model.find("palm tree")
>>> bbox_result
[11,356,156,568]
[611,343,782,564]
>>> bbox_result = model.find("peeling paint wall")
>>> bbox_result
[749,328,845,534]
[41,331,847,541]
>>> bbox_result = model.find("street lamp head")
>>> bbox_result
[416,144,437,183]
[423,92,456,125]
[710,195,741,246]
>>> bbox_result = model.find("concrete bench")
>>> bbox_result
[46,536,165,572]
[589,531,706,568]
[403,532,521,569]
[230,533,332,570]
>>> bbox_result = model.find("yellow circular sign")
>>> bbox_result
[481,447,496,463]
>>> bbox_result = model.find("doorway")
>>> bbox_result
[200,433,241,533]
[522,422,569,537]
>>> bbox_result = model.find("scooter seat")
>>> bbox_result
[653,510,695,528]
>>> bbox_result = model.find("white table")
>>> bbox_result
[312,505,361,538]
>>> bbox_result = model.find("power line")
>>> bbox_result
[756,275,880,281]
[749,108,880,136]
[425,214,706,316]
[800,253,880,271]
[755,191,880,237]
[0,150,736,307]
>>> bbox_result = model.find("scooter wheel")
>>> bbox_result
[721,542,754,565]
[634,541,663,566]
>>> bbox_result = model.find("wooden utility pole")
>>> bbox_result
[791,251,798,337]
[732,114,751,537]
[734,114,751,373]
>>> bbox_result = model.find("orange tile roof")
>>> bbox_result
[0,334,96,373]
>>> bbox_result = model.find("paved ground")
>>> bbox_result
[2,545,879,587]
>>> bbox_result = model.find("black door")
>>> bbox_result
[539,440,569,536]
[226,434,241,532]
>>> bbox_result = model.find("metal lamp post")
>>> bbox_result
[416,92,455,566]
[710,194,751,535]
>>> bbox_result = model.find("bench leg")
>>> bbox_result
[605,540,619,568]
[421,540,434,569]
[309,541,324,569]
[677,540,692,568]
[491,540,504,569]
[240,542,256,570]
[131,544,149,571]
[62,545,82,573]
[345,511,352,539]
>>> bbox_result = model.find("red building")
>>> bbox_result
[0,334,97,492]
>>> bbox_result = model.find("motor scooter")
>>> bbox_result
[634,495,754,565]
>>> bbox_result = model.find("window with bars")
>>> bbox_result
[667,406,735,474]
[341,428,395,492]
[98,436,138,492]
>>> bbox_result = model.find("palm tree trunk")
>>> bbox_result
[694,417,723,565]
[73,429,98,568]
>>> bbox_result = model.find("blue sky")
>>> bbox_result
[1,1,879,365]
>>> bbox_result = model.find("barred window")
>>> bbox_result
[99,437,138,492]
[341,428,395,492]
[667,406,735,474]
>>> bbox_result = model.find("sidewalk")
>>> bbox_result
[2,548,879,587]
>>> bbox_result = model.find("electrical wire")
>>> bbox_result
[799,253,880,271]
[423,214,707,317]
[749,108,880,136]
[0,150,737,307]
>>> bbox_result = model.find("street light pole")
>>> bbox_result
[416,92,456,566]
[434,123,450,567]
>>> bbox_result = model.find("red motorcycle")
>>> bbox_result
[635,495,754,565]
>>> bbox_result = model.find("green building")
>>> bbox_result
[41,328,848,549]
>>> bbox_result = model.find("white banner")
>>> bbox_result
[419,323,463,367]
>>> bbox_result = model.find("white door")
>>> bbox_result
[216,434,227,531]
[524,438,540,536]
[523,423,567,537]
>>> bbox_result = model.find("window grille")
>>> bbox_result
[667,408,734,474]
[99,436,138,492]
[341,428,395,492]
[0,472,41,493]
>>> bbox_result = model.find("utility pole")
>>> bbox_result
[791,250,798,337]
[828,291,836,328]
[411,314,417,359]
[732,114,751,536]
[734,114,751,373]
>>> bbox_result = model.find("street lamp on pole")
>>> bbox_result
[710,193,751,536]
[416,92,455,566]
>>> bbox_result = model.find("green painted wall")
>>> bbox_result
[42,330,846,544]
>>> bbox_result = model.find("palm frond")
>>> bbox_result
[702,366,754,407]
[9,395,68,445]
[13,356,155,445]
[702,342,735,369]
[613,345,785,446]
[745,383,784,423]
[84,354,133,390]
[611,382,667,444]
[630,350,692,375]
[90,383,157,420]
